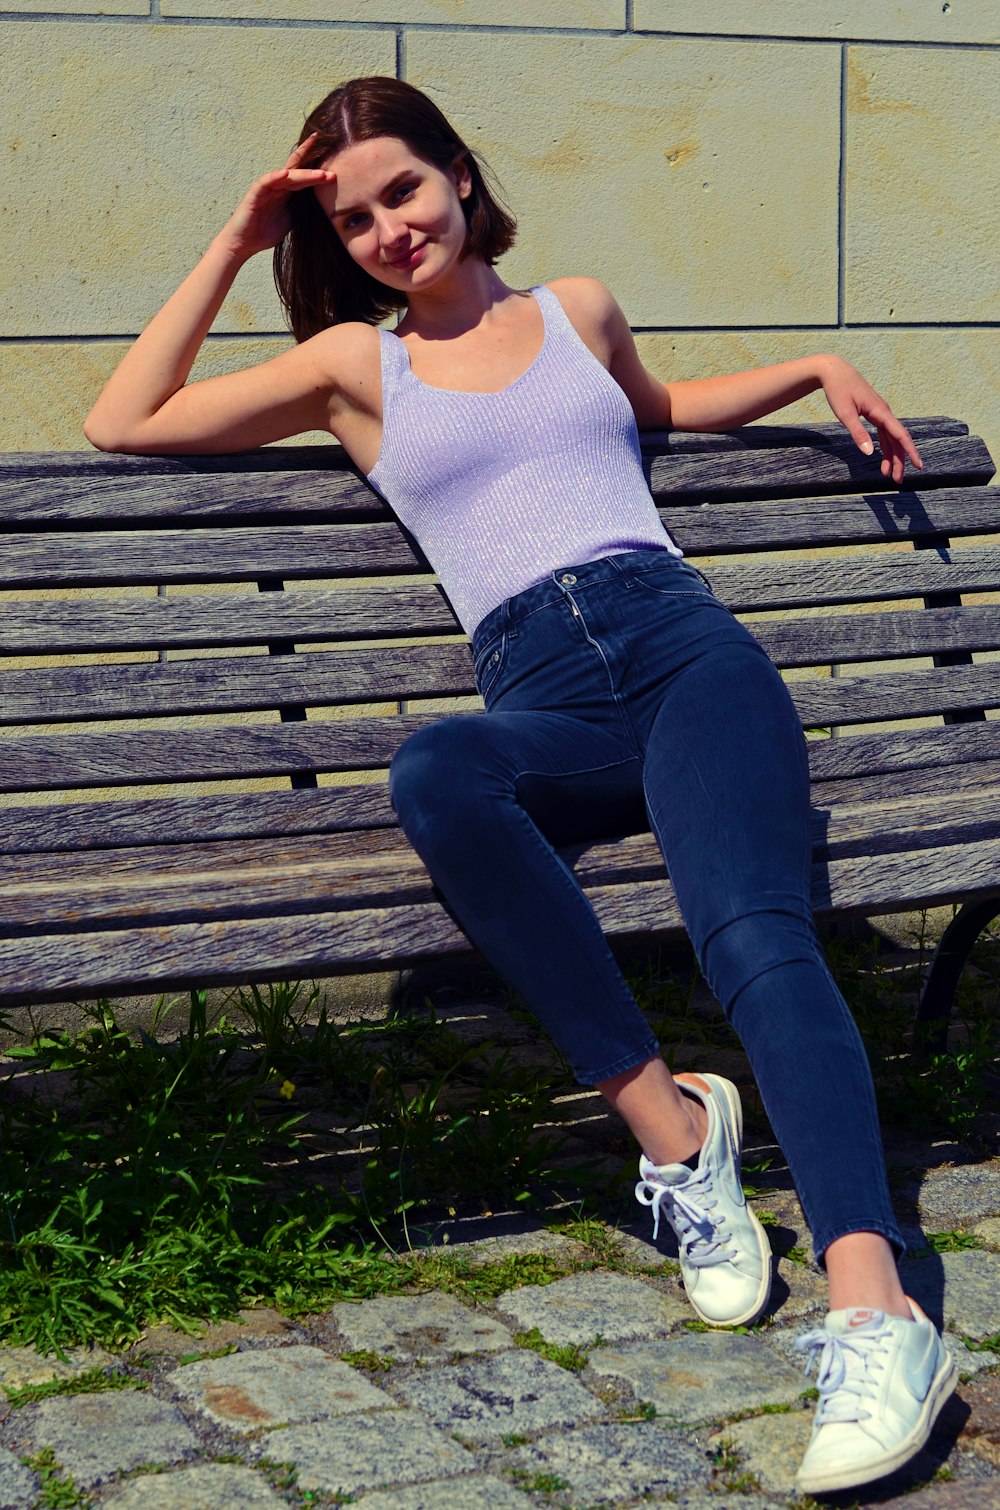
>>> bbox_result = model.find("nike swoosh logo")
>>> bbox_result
[902,1329,938,1401]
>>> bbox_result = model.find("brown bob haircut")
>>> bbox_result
[273,77,517,342]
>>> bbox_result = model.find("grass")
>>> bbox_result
[0,916,997,1354]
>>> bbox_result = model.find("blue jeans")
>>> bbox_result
[389,549,902,1261]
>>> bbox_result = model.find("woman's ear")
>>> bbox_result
[452,153,473,200]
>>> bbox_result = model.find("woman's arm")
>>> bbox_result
[554,279,922,484]
[83,140,353,455]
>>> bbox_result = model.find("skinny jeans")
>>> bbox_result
[388,550,902,1261]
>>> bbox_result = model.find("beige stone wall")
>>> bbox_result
[1,6,998,456]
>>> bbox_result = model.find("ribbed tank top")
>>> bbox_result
[367,284,681,636]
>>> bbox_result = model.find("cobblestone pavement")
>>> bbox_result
[1,1156,999,1510]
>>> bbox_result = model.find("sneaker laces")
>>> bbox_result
[796,1322,892,1424]
[635,1165,735,1266]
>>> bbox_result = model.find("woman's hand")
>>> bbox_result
[817,355,922,483]
[215,135,334,262]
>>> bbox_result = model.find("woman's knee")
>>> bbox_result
[699,907,823,1020]
[388,715,499,828]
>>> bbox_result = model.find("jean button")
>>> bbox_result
[560,572,577,585]
[491,651,499,664]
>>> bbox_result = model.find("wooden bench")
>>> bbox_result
[1,417,998,1037]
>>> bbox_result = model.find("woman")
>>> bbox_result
[85,76,955,1495]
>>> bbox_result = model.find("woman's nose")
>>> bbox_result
[377,213,408,248]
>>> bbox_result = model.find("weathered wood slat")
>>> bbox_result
[0,523,423,588]
[752,605,1000,668]
[4,783,1000,933]
[2,837,999,1006]
[0,715,437,792]
[707,547,1000,611]
[812,755,1000,812]
[0,643,476,725]
[0,585,460,654]
[3,706,1000,798]
[1,488,997,589]
[646,435,995,501]
[661,487,1000,554]
[0,470,380,525]
[0,785,397,854]
[805,719,1000,781]
[0,420,967,482]
[638,418,970,452]
[3,579,999,660]
[790,663,1000,727]
[4,636,999,729]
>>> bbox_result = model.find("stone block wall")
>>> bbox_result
[1,3,998,458]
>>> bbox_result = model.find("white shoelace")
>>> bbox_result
[796,1323,891,1424]
[635,1168,735,1266]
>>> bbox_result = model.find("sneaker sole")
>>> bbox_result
[795,1350,958,1494]
[686,1073,773,1329]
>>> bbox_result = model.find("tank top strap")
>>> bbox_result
[530,283,584,348]
[377,326,411,416]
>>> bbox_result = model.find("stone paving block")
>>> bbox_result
[392,1350,604,1442]
[915,1165,1000,1231]
[507,1419,711,1502]
[357,1475,530,1510]
[974,1218,1000,1251]
[136,1307,298,1363]
[458,1227,591,1268]
[0,1343,113,1392]
[958,1370,1000,1470]
[329,1292,513,1362]
[406,31,840,327]
[102,1464,284,1508]
[766,1258,827,1321]
[171,1344,392,1432]
[588,1332,805,1424]
[875,1484,1000,1510]
[494,1270,689,1346]
[845,45,1000,323]
[714,1410,814,1496]
[902,1251,1000,1341]
[946,1335,999,1380]
[0,1447,38,1510]
[20,1391,198,1489]
[255,1410,474,1497]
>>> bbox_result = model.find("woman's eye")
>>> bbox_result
[344,212,368,230]
[393,183,417,203]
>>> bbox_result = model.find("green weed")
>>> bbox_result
[514,1326,595,1372]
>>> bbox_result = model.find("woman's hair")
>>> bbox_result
[273,77,517,342]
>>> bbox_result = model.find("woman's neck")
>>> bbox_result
[397,258,515,340]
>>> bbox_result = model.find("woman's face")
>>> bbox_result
[314,135,472,294]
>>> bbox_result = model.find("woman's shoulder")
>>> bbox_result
[543,277,621,318]
[541,278,629,360]
[305,320,383,404]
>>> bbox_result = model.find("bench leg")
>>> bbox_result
[915,896,1000,1052]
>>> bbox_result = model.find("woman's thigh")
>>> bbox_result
[640,634,814,965]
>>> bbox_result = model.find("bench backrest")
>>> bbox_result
[0,417,997,863]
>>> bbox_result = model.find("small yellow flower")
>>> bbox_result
[279,1079,296,1100]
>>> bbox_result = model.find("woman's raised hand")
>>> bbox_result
[217,135,334,262]
[818,355,923,483]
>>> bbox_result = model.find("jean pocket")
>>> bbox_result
[473,631,508,701]
[628,559,715,599]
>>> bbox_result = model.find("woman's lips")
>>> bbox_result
[387,244,426,269]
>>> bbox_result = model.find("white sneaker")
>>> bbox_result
[634,1073,772,1326]
[795,1298,957,1494]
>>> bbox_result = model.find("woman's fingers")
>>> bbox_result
[283,132,319,171]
